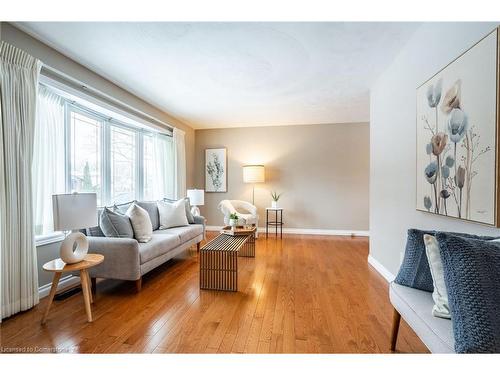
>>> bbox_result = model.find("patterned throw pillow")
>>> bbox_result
[436,233,500,353]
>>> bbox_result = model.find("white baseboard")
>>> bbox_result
[205,226,369,237]
[38,275,81,299]
[367,254,395,282]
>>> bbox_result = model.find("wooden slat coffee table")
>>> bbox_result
[199,228,256,292]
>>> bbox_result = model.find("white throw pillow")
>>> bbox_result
[423,234,451,319]
[125,203,153,243]
[158,199,189,229]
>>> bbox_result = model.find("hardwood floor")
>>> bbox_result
[0,233,428,353]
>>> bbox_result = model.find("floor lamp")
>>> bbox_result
[243,165,265,205]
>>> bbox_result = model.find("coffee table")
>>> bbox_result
[199,227,256,292]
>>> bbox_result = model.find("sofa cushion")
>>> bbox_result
[155,224,204,243]
[390,282,454,353]
[395,229,500,292]
[99,207,134,238]
[139,232,181,264]
[136,200,160,230]
[436,233,500,353]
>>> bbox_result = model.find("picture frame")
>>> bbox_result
[416,27,500,226]
[205,148,227,193]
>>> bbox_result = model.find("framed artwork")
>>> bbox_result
[205,148,227,193]
[416,27,500,226]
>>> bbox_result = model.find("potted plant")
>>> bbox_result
[270,191,282,209]
[229,213,239,227]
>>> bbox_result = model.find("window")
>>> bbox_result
[69,110,103,205]
[143,133,156,201]
[110,125,137,203]
[33,86,175,238]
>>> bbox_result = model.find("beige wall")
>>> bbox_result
[0,22,196,188]
[194,123,370,231]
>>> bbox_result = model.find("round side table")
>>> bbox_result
[41,254,104,324]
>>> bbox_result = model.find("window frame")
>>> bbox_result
[64,102,162,207]
[65,103,106,203]
[35,91,173,246]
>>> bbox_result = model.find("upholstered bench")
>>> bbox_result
[389,282,454,353]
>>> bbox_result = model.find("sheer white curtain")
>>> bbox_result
[152,133,175,199]
[0,42,42,321]
[173,128,186,199]
[33,86,65,236]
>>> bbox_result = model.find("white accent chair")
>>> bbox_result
[218,200,259,237]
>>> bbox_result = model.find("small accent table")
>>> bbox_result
[41,254,104,324]
[266,208,284,239]
[200,228,256,292]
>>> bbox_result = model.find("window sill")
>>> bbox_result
[35,232,65,247]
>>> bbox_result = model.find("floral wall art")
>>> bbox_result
[416,28,500,226]
[205,148,227,192]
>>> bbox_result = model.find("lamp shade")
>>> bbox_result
[243,165,265,183]
[52,193,98,231]
[187,189,205,206]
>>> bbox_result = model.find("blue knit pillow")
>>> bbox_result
[395,229,499,292]
[436,233,500,353]
[395,229,435,291]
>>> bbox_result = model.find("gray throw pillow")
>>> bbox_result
[113,200,135,215]
[395,229,500,292]
[436,233,500,353]
[164,197,194,224]
[99,207,134,238]
[136,201,160,231]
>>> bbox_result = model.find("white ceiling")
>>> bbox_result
[17,22,418,129]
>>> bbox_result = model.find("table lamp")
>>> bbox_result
[243,165,265,205]
[52,192,98,264]
[187,189,205,216]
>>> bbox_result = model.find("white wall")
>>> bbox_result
[370,22,500,277]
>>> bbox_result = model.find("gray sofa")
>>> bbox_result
[83,203,205,292]
[389,281,454,353]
